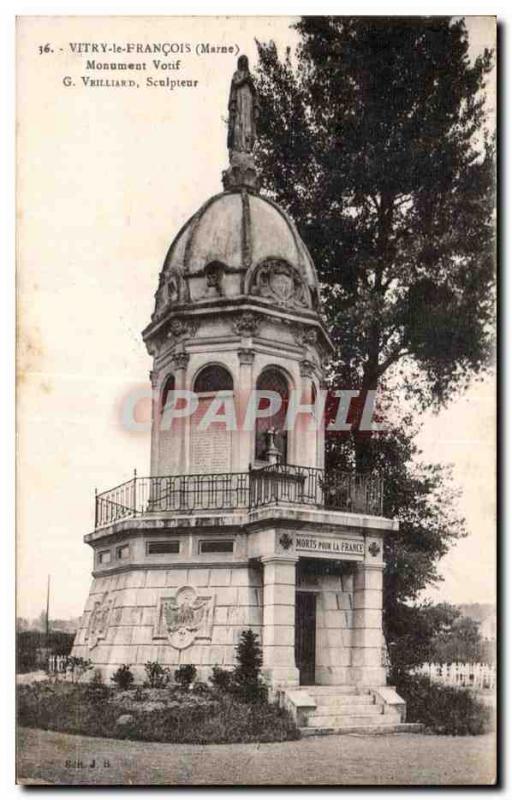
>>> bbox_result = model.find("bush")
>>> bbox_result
[192,681,210,695]
[64,656,93,683]
[209,666,234,692]
[144,661,170,689]
[232,630,267,704]
[17,681,299,744]
[111,664,134,690]
[174,664,197,688]
[83,670,112,704]
[396,674,493,736]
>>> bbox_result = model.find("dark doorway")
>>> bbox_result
[295,591,317,685]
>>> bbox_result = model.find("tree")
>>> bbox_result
[429,609,484,663]
[386,601,461,680]
[233,630,266,703]
[387,602,485,681]
[255,17,494,422]
[253,18,495,660]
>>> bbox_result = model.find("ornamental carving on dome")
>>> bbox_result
[249,259,310,309]
[153,586,215,650]
[153,270,189,321]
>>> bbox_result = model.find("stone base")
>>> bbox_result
[222,151,260,191]
[262,665,300,690]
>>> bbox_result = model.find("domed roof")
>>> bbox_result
[152,188,320,320]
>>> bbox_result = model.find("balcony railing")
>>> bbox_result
[94,465,384,530]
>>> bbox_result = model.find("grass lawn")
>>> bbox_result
[17,727,497,785]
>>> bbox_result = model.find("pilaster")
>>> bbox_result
[350,562,386,686]
[261,555,299,687]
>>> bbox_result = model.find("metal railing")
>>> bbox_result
[95,465,383,529]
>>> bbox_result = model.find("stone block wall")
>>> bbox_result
[72,564,263,682]
[308,571,355,685]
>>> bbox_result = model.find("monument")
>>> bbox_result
[72,57,407,732]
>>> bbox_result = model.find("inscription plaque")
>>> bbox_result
[190,426,232,474]
[295,535,364,559]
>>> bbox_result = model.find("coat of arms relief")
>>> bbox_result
[154,586,215,650]
[249,258,310,309]
[86,592,114,649]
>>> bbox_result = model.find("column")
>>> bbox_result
[173,350,189,474]
[237,347,254,472]
[149,368,159,477]
[295,359,318,469]
[261,556,299,687]
[351,560,387,687]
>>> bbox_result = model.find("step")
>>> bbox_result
[313,694,376,708]
[309,707,386,726]
[300,722,424,737]
[300,685,370,696]
[308,712,401,729]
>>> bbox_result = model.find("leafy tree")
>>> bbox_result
[255,16,494,418]
[254,17,495,669]
[386,602,462,680]
[387,602,485,681]
[429,608,484,663]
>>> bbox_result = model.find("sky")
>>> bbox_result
[16,15,496,621]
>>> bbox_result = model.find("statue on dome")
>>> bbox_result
[227,55,259,154]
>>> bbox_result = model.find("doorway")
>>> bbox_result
[295,591,317,685]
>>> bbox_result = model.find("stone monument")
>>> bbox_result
[72,57,407,733]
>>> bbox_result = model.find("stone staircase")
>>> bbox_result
[292,686,423,736]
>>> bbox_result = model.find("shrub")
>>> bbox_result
[233,630,267,704]
[396,674,493,736]
[209,665,234,692]
[174,664,197,688]
[64,656,93,683]
[111,664,135,690]
[17,681,299,744]
[144,661,170,689]
[82,669,112,703]
[192,681,210,695]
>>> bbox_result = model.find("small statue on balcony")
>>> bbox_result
[264,427,281,465]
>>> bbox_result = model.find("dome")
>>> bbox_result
[152,188,320,319]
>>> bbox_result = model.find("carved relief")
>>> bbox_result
[203,261,225,298]
[231,311,263,337]
[86,593,114,649]
[153,585,215,650]
[249,259,310,309]
[153,269,188,321]
[173,351,190,371]
[299,359,317,379]
[166,318,199,345]
[297,326,318,347]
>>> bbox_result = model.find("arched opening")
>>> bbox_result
[255,368,289,463]
[190,364,234,475]
[193,364,233,394]
[160,373,175,414]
